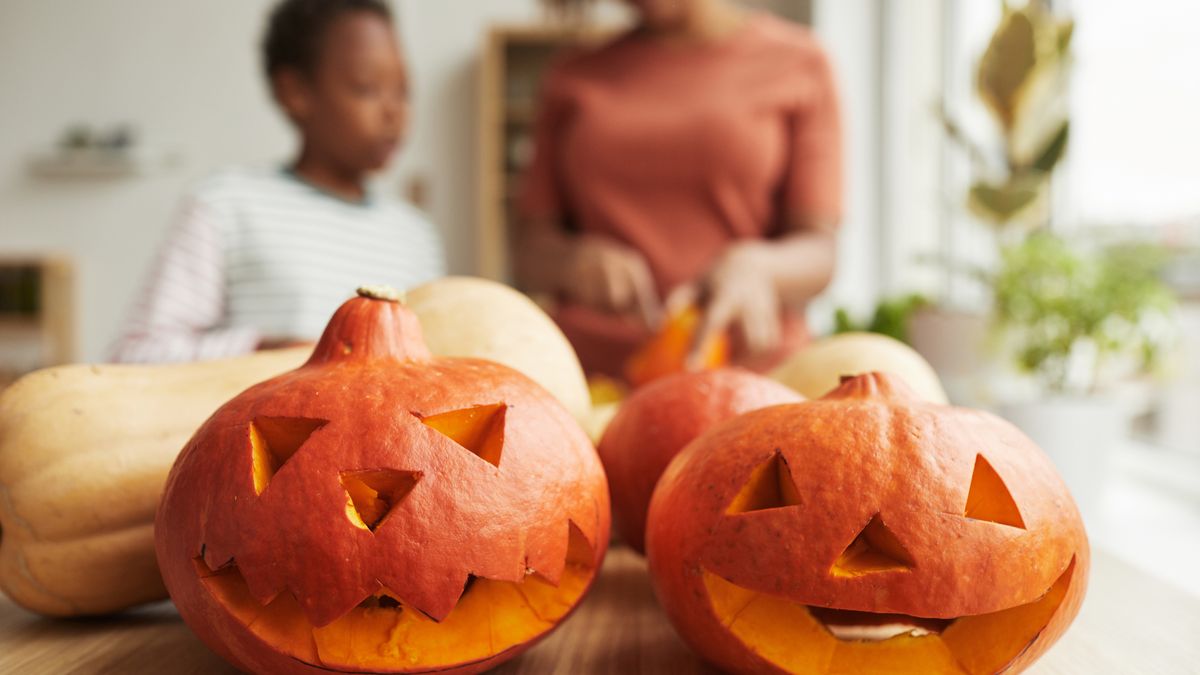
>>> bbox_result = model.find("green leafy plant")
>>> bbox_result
[833,294,929,344]
[992,232,1175,393]
[943,0,1074,227]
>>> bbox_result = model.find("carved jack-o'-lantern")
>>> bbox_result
[646,372,1088,675]
[155,288,610,674]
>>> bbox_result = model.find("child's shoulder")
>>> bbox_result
[186,165,295,207]
[356,184,435,233]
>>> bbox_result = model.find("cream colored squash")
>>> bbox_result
[0,347,309,616]
[405,276,591,425]
[771,332,949,403]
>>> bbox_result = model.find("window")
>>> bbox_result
[1062,0,1200,228]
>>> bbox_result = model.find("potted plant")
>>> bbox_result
[910,1,1075,403]
[832,293,929,344]
[991,232,1175,520]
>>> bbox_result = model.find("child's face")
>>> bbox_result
[281,12,408,174]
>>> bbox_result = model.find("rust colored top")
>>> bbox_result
[520,13,842,376]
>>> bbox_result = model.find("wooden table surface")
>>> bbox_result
[2,546,1197,675]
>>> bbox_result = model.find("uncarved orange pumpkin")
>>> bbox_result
[597,369,801,553]
[646,372,1088,675]
[155,287,610,674]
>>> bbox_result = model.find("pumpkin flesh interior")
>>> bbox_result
[419,404,506,468]
[340,470,422,532]
[194,526,594,671]
[250,417,327,495]
[703,558,1074,675]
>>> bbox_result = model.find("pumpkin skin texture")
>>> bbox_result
[156,289,610,674]
[646,373,1088,675]
[0,347,309,616]
[597,369,801,553]
[771,332,948,403]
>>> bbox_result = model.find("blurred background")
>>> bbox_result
[1,0,1198,594]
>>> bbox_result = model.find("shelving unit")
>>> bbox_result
[477,23,616,282]
[0,257,75,388]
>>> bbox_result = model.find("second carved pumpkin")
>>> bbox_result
[647,372,1088,674]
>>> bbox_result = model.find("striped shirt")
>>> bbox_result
[112,166,445,363]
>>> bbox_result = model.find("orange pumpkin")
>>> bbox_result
[646,372,1088,675]
[155,287,610,674]
[597,369,801,553]
[624,305,729,388]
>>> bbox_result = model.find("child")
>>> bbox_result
[113,0,444,363]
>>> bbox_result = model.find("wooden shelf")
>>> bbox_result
[27,148,181,179]
[0,317,40,331]
[504,103,537,125]
[477,23,621,282]
[0,256,75,377]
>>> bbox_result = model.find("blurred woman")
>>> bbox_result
[518,0,842,377]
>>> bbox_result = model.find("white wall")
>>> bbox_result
[1,0,283,361]
[1063,0,1200,226]
[0,0,558,362]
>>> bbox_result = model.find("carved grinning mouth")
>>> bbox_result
[703,558,1076,674]
[807,606,954,641]
[193,522,595,672]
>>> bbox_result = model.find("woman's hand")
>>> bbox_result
[686,241,784,365]
[564,235,662,328]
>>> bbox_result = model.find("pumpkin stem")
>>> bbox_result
[824,372,921,402]
[306,291,431,365]
[356,285,405,303]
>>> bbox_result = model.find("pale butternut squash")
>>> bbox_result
[405,276,591,424]
[0,348,308,616]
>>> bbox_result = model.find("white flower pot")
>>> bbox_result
[907,307,989,405]
[999,396,1127,525]
[1158,383,1200,454]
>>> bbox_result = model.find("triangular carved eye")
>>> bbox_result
[419,404,506,468]
[726,451,802,514]
[250,416,328,494]
[341,470,422,531]
[831,514,915,577]
[964,455,1025,529]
